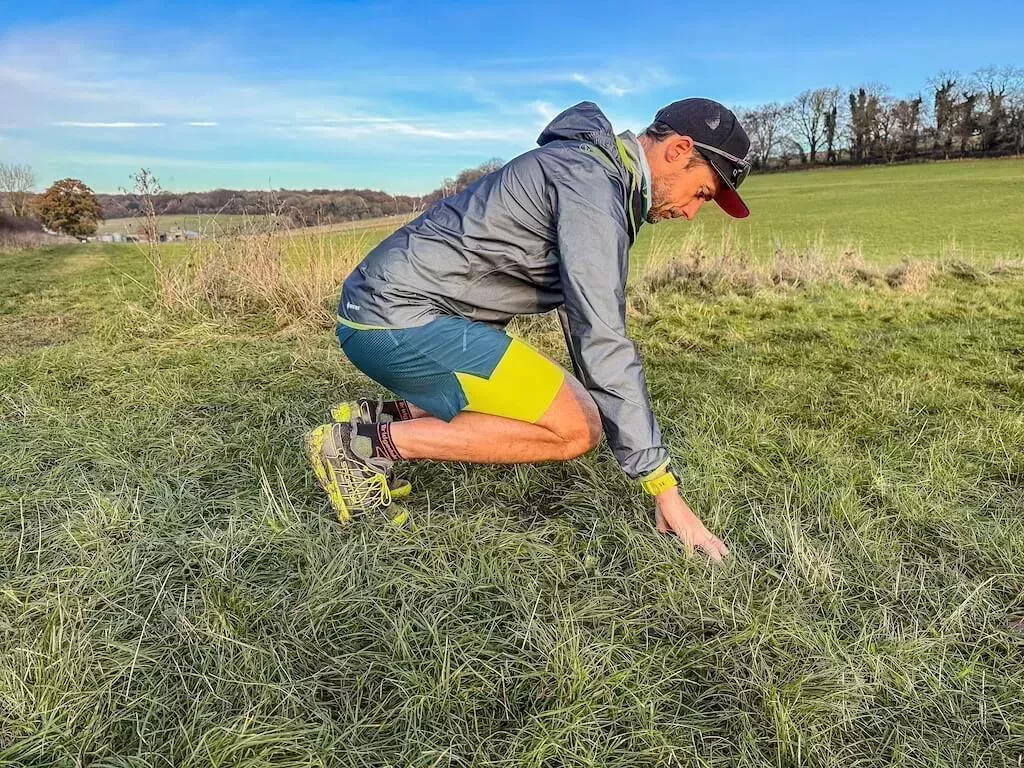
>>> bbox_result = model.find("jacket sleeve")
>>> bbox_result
[551,171,670,480]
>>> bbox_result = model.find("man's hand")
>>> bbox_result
[653,487,729,561]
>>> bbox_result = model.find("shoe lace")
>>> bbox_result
[352,470,393,509]
[341,457,393,510]
[344,417,394,510]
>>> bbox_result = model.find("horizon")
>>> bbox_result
[2,0,1022,195]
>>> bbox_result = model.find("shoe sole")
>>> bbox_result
[307,424,356,523]
[308,424,411,524]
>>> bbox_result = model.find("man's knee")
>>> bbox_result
[557,381,602,460]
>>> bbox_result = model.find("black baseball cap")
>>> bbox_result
[653,98,751,218]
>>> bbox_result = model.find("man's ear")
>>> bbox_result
[665,134,695,164]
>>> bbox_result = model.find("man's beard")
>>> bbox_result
[646,175,671,223]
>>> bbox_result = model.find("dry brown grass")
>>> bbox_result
[150,221,1024,330]
[629,235,1024,316]
[0,229,75,253]
[150,218,368,328]
[632,237,874,313]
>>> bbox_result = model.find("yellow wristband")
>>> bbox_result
[641,471,678,496]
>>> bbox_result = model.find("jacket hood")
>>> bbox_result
[537,101,646,244]
[537,101,616,148]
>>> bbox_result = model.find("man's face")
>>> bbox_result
[644,136,721,224]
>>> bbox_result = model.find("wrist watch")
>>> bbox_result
[641,468,679,496]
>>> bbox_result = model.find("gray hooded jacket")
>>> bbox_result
[340,101,669,479]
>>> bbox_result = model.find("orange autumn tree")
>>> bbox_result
[35,178,104,237]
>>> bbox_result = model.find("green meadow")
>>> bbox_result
[647,157,1024,262]
[1,160,1023,766]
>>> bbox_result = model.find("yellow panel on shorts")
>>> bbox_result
[455,338,565,424]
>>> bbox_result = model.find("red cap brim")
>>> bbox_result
[714,184,749,219]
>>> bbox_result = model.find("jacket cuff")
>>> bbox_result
[635,459,670,485]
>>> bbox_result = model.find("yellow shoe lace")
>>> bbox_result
[341,454,394,511]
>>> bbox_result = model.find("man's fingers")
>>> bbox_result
[653,507,729,561]
[654,508,669,534]
[697,535,728,562]
[673,529,730,562]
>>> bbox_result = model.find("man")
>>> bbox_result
[308,98,751,560]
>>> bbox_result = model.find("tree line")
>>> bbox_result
[0,157,504,236]
[94,158,504,227]
[741,65,1024,170]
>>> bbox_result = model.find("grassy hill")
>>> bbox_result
[103,158,1024,265]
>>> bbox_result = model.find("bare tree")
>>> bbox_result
[121,169,163,245]
[890,96,925,159]
[790,88,837,164]
[847,84,888,162]
[743,103,790,168]
[823,96,843,163]
[955,90,981,155]
[929,72,960,155]
[0,163,36,217]
[971,66,1024,152]
[874,96,901,162]
[777,136,806,167]
[1002,68,1024,155]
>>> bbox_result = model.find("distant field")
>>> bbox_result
[116,160,1024,266]
[635,157,1024,263]
[95,214,260,236]
[304,158,1024,266]
[97,213,412,238]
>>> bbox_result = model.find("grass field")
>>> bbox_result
[2,161,1023,765]
[116,159,1024,265]
[97,213,412,238]
[95,214,259,236]
[635,157,1024,264]
[300,158,1024,266]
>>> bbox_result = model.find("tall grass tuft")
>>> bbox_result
[149,216,372,328]
[630,232,1024,317]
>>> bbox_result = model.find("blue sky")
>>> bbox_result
[1,0,1021,194]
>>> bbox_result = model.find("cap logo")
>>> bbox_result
[706,113,721,131]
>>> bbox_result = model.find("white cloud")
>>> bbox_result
[530,101,559,122]
[52,121,164,128]
[0,15,679,190]
[320,116,409,124]
[300,121,531,143]
[47,150,329,171]
[571,72,630,97]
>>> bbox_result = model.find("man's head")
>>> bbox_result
[638,98,751,223]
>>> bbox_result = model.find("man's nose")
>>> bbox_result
[680,198,705,220]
